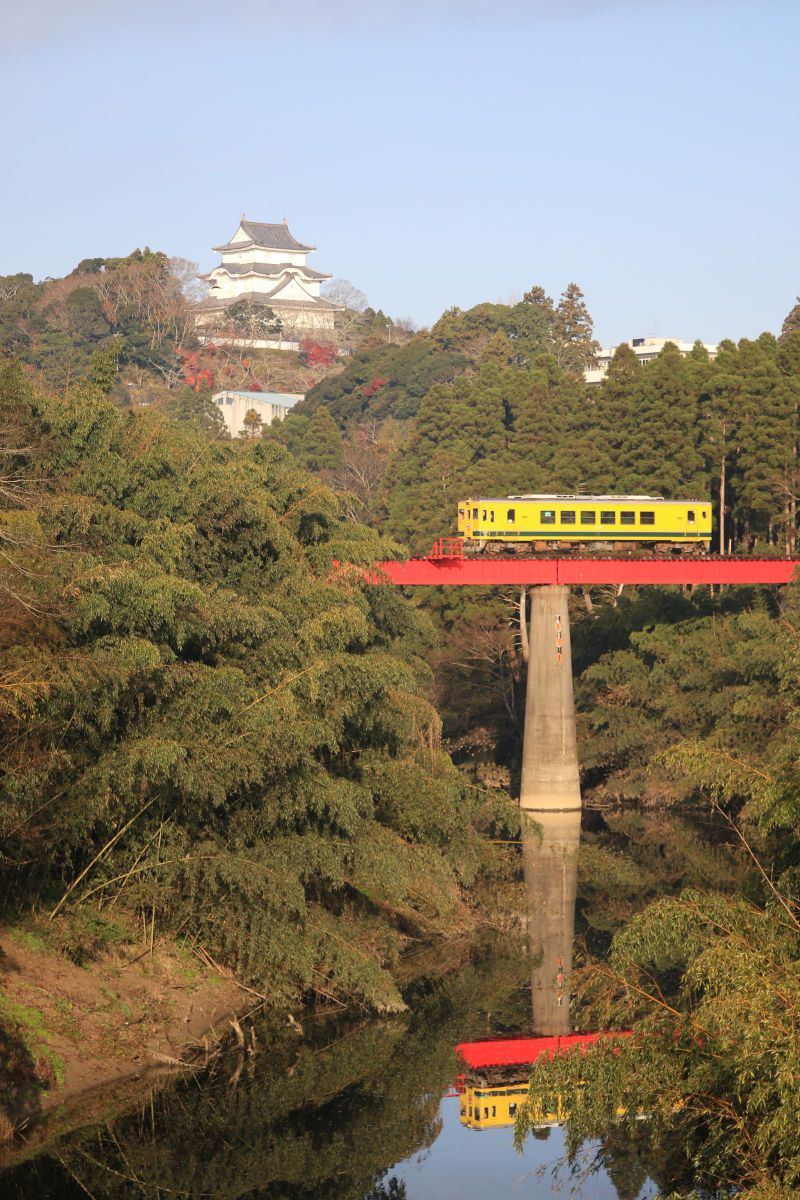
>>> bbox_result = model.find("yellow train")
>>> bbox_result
[459,1083,564,1130]
[457,494,712,552]
[459,1082,628,1131]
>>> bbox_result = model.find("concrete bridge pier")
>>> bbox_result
[520,585,582,812]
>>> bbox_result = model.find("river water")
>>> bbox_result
[1,808,739,1199]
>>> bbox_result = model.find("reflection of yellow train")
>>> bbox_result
[459,1084,566,1130]
[457,495,712,551]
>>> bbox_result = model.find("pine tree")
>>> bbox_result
[617,343,706,498]
[553,283,599,374]
[297,406,344,471]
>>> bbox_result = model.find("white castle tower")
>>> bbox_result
[198,215,341,336]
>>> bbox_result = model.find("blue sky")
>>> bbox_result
[1,0,798,346]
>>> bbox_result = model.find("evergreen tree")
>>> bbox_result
[553,282,599,373]
[240,407,264,440]
[617,342,706,497]
[296,405,344,471]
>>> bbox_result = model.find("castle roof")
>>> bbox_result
[197,292,340,313]
[213,219,314,254]
[200,261,330,282]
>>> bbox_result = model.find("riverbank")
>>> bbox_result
[0,911,243,1155]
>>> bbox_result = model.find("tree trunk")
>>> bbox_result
[519,588,529,663]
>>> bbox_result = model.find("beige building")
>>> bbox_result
[585,336,719,384]
[198,217,341,337]
[213,388,304,439]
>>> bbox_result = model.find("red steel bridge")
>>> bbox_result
[375,538,800,587]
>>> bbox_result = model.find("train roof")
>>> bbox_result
[462,494,706,504]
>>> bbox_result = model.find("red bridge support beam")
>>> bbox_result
[376,558,800,587]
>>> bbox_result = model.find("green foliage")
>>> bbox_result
[516,887,800,1198]
[0,362,485,1014]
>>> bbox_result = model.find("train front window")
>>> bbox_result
[580,511,596,525]
[640,511,655,525]
[620,511,635,525]
[600,511,616,525]
[560,510,576,525]
[507,508,516,523]
[541,510,555,524]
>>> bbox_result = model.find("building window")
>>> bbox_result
[640,511,656,525]
[580,511,596,525]
[600,511,616,525]
[620,511,635,525]
[541,510,556,524]
[507,508,516,523]
[560,511,576,525]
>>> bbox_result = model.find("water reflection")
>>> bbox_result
[523,809,582,1037]
[1,810,738,1199]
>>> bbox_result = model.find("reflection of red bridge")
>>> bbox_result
[456,1032,630,1071]
[377,546,800,588]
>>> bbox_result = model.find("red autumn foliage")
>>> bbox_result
[176,347,214,393]
[299,339,337,368]
[361,377,389,398]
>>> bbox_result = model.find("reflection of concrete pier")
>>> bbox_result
[520,585,581,812]
[523,809,581,1036]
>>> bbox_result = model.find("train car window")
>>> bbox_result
[473,507,479,519]
[580,511,596,524]
[640,511,656,525]
[482,509,487,521]
[490,510,495,523]
[509,1103,517,1116]
[620,511,635,525]
[507,508,516,523]
[688,510,695,524]
[541,509,556,524]
[492,1106,497,1117]
[703,510,708,518]
[458,509,465,519]
[600,511,616,525]
[484,1108,489,1119]
[560,511,576,524]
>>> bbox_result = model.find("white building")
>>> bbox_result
[213,389,304,439]
[584,336,719,385]
[198,217,341,337]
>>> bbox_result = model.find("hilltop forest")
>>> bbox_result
[3,249,800,1196]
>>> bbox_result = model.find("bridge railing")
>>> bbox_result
[428,537,464,560]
